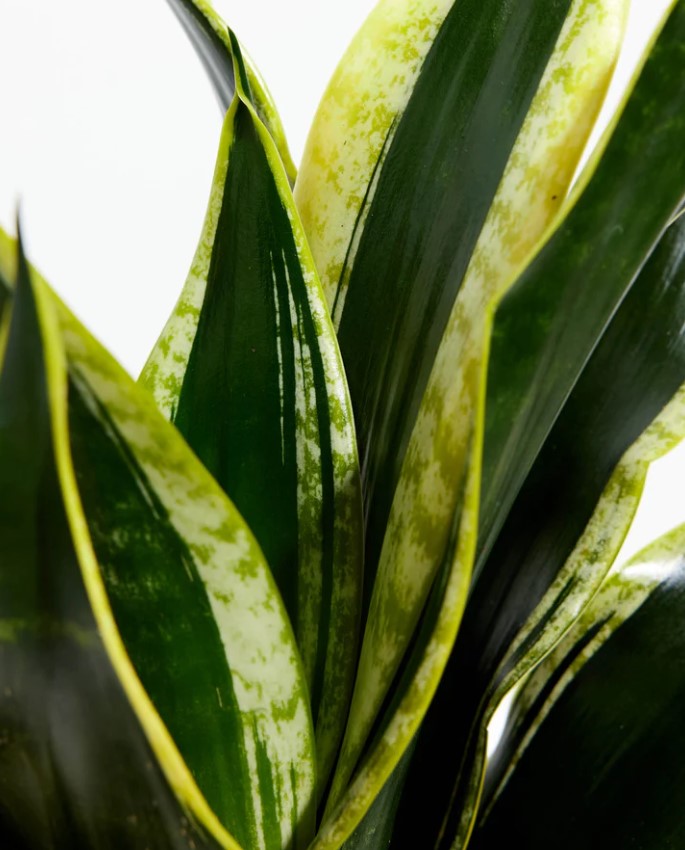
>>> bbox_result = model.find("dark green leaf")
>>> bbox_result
[471,524,685,850]
[478,2,685,562]
[0,228,317,850]
[140,39,363,796]
[311,4,626,841]
[0,235,230,850]
[0,268,8,321]
[166,0,297,183]
[391,11,685,838]
[297,0,624,611]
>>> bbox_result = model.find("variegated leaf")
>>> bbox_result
[0,229,316,850]
[311,1,627,843]
[139,36,363,795]
[167,0,297,183]
[390,5,685,847]
[295,0,625,611]
[0,233,234,850]
[401,215,685,850]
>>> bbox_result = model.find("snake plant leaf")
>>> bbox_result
[392,6,685,839]
[140,37,363,795]
[315,0,626,835]
[0,234,234,850]
[471,523,685,850]
[294,0,625,609]
[477,5,685,567]
[166,0,297,184]
[392,189,685,850]
[0,229,317,850]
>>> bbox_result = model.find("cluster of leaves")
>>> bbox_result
[2,0,685,848]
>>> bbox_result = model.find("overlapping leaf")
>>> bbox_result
[300,0,628,844]
[0,236,232,850]
[140,37,363,794]
[0,231,317,850]
[296,0,625,605]
[167,0,297,183]
[471,523,685,849]
[395,183,685,849]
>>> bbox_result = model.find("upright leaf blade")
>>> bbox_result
[316,1,627,838]
[478,6,685,563]
[140,39,363,795]
[296,0,625,613]
[0,228,318,850]
[395,197,685,849]
[0,236,233,850]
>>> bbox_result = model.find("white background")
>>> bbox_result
[0,0,682,561]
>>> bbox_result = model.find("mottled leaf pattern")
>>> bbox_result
[308,2,627,844]
[0,229,317,850]
[140,38,363,795]
[167,0,297,183]
[0,235,235,850]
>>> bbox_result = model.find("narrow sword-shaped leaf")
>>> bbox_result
[477,4,685,566]
[483,525,685,820]
[295,0,454,313]
[320,0,626,829]
[166,0,297,183]
[471,523,685,850]
[0,229,317,850]
[0,235,234,850]
[399,6,685,841]
[328,2,683,844]
[139,39,363,795]
[296,0,624,616]
[395,199,685,849]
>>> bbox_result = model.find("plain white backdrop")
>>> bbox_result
[0,0,682,562]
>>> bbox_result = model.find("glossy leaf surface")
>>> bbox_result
[140,40,363,794]
[167,0,297,182]
[472,525,685,849]
[296,0,624,610]
[0,230,317,850]
[478,1,685,561]
[391,7,685,842]
[314,2,626,843]
[0,239,231,850]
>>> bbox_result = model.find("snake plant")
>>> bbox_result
[2,0,685,847]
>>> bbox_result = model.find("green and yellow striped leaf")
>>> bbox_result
[396,191,685,850]
[295,0,625,607]
[0,231,316,850]
[139,37,363,795]
[472,523,685,849]
[167,0,297,183]
[308,1,627,843]
[0,233,232,850]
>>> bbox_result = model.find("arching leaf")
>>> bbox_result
[166,0,297,183]
[0,229,317,850]
[0,234,233,850]
[308,1,628,844]
[396,190,685,850]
